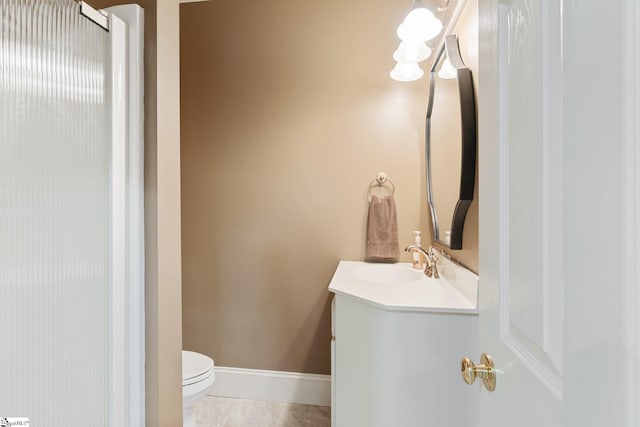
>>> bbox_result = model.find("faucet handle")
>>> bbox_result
[426,245,436,259]
[426,246,440,279]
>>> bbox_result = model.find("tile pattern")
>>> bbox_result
[195,396,331,427]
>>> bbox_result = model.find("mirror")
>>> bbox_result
[426,34,477,249]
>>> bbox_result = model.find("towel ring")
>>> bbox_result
[368,172,395,200]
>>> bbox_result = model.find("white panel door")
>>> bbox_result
[478,0,640,425]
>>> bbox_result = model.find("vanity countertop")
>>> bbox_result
[328,257,478,314]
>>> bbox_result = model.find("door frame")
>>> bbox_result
[104,5,146,427]
[622,2,640,423]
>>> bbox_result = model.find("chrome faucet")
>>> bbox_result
[404,244,440,278]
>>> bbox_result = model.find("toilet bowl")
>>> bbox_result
[183,350,215,427]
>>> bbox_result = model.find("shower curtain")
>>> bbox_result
[0,1,144,425]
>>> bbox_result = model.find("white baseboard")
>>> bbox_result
[208,366,331,407]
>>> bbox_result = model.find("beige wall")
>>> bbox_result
[431,0,479,272]
[180,0,432,374]
[91,1,183,425]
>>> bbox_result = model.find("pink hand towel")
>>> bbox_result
[366,195,399,262]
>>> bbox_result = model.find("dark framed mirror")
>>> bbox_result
[426,34,477,249]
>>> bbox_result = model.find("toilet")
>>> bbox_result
[182,350,216,427]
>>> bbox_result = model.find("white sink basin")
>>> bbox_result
[352,263,423,284]
[329,260,478,312]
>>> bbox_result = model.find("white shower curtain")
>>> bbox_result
[0,1,144,425]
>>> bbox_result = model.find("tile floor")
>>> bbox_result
[194,396,331,427]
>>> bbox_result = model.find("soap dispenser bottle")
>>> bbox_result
[411,231,424,270]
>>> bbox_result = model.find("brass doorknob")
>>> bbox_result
[461,353,496,391]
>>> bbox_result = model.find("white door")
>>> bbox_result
[478,0,640,426]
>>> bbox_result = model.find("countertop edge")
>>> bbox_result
[329,287,479,314]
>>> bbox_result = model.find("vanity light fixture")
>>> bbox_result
[390,62,424,82]
[397,0,443,43]
[390,0,442,82]
[437,56,457,79]
[393,40,432,63]
[390,41,430,82]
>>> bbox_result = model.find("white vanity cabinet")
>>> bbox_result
[329,261,479,427]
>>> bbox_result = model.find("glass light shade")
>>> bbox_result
[390,62,424,82]
[393,40,432,63]
[397,7,443,42]
[438,56,457,79]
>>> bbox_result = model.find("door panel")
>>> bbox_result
[498,0,563,392]
[479,0,639,426]
[479,0,562,424]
